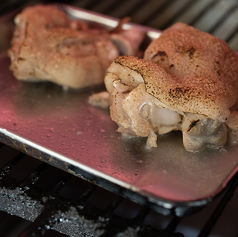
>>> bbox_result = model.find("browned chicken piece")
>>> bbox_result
[104,56,183,147]
[144,23,238,122]
[104,23,238,152]
[8,5,145,89]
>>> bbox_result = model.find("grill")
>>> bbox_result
[0,143,238,237]
[0,0,238,236]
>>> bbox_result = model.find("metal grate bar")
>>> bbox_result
[130,0,171,26]
[167,0,217,26]
[209,6,237,35]
[193,0,237,32]
[0,152,25,181]
[68,0,96,9]
[96,0,126,16]
[163,216,183,237]
[184,0,218,26]
[226,25,238,46]
[133,206,151,224]
[156,0,197,30]
[75,0,101,11]
[212,7,238,42]
[88,0,116,14]
[19,162,48,189]
[146,0,193,30]
[48,174,73,196]
[106,0,144,19]
[228,31,238,50]
[103,195,123,214]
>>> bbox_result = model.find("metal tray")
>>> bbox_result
[0,4,238,217]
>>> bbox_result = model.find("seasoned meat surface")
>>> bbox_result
[144,23,238,122]
[8,5,144,89]
[104,38,238,151]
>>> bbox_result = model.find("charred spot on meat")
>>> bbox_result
[104,22,238,152]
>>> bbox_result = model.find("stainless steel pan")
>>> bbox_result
[0,4,237,216]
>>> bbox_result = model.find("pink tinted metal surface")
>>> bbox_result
[0,5,238,206]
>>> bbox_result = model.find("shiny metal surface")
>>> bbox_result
[0,5,238,216]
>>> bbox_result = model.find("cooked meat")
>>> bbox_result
[8,5,145,89]
[104,56,183,145]
[88,91,110,108]
[104,43,238,152]
[181,113,227,152]
[144,22,238,122]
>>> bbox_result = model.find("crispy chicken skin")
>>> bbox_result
[105,23,238,152]
[8,5,144,89]
[144,22,238,122]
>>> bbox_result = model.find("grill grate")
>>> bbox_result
[0,143,237,236]
[0,143,187,237]
[0,0,238,236]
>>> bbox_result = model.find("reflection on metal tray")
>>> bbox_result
[0,4,238,217]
